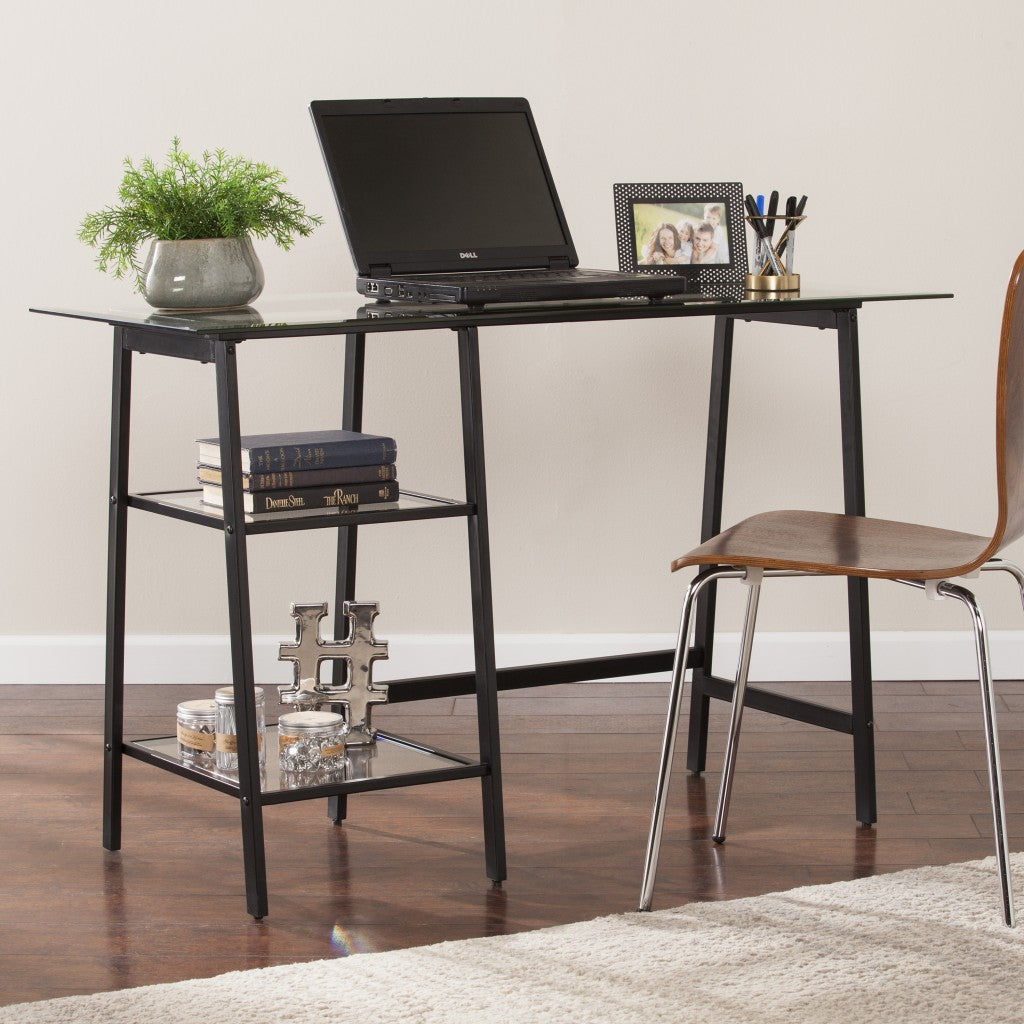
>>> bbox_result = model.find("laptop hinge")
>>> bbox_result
[369,264,392,276]
[549,256,573,269]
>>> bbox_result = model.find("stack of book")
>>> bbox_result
[197,429,399,516]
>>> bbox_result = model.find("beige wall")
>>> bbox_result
[4,0,1024,674]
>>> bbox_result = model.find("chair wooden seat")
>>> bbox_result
[672,509,993,580]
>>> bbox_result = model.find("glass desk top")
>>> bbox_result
[32,286,954,338]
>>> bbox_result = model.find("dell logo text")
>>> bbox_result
[459,251,479,259]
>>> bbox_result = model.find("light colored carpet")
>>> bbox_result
[5,854,1024,1024]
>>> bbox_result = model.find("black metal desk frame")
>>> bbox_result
[35,290,948,918]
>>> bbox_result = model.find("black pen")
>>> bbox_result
[744,193,766,236]
[746,194,784,274]
[766,196,796,266]
[789,195,807,229]
[765,190,779,244]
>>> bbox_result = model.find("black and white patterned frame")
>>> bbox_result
[614,182,747,288]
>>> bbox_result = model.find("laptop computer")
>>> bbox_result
[309,97,692,305]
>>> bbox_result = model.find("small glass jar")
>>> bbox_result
[177,699,217,770]
[278,710,348,774]
[214,685,266,773]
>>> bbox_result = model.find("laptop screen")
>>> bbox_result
[311,99,577,274]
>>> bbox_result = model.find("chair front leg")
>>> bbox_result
[712,568,763,843]
[639,566,745,912]
[939,581,1015,927]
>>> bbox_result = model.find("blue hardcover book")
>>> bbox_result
[197,429,397,474]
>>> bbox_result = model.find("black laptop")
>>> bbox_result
[309,97,690,305]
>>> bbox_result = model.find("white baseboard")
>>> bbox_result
[1,631,1024,684]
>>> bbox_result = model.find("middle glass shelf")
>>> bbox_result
[128,489,474,533]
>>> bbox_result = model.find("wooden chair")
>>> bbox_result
[639,250,1024,926]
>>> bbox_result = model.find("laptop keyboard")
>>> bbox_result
[429,268,634,283]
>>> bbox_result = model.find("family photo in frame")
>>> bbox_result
[613,182,747,288]
[636,202,730,266]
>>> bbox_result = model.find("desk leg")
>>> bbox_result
[103,329,131,851]
[837,310,877,825]
[457,327,507,884]
[215,341,270,919]
[329,332,366,826]
[686,315,734,774]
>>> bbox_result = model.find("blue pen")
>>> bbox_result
[756,194,765,215]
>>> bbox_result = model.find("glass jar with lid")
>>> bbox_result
[278,710,348,775]
[214,685,266,773]
[176,698,217,771]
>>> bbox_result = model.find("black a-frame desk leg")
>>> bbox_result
[328,328,505,879]
[215,340,270,919]
[103,329,131,852]
[837,309,877,826]
[457,326,507,883]
[686,314,733,775]
[328,332,366,827]
[685,311,877,826]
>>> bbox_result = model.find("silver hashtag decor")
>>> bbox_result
[277,600,390,745]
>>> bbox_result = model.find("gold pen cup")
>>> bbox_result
[744,214,804,295]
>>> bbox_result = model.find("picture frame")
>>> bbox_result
[613,182,747,290]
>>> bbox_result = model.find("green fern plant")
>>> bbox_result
[78,138,323,290]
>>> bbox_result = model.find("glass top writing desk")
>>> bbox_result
[33,285,952,917]
[37,285,948,337]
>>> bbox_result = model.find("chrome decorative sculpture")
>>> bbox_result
[277,601,390,745]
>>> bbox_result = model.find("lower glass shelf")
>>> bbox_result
[127,727,487,803]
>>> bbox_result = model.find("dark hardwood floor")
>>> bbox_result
[2,677,1022,1007]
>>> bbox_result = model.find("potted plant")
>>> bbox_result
[78,138,323,310]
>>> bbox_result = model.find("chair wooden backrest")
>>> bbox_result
[994,247,1024,555]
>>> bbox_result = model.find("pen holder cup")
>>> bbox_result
[744,215,804,294]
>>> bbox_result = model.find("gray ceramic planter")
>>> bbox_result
[142,237,265,310]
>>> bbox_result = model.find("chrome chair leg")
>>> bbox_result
[940,581,1015,927]
[639,566,743,912]
[712,569,762,843]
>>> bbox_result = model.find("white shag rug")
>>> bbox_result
[5,855,1024,1024]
